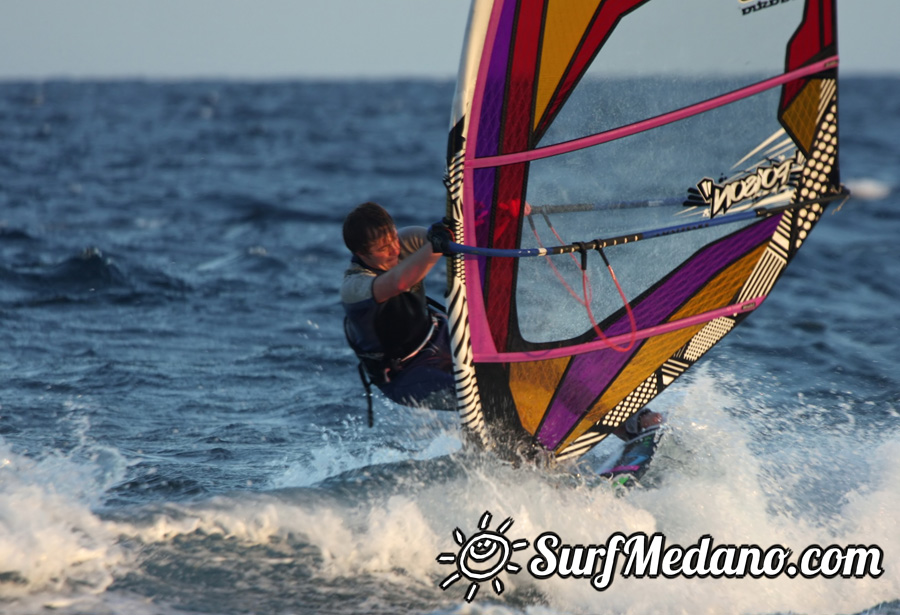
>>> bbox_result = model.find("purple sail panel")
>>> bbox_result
[474,0,516,160]
[536,214,783,449]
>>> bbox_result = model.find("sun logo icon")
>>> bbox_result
[436,510,530,603]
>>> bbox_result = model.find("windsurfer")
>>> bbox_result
[341,202,456,410]
[614,408,664,441]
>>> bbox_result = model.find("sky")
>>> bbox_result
[0,0,897,80]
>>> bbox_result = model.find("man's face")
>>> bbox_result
[358,227,400,272]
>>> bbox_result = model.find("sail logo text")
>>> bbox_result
[694,156,796,217]
[436,513,885,602]
[739,0,794,15]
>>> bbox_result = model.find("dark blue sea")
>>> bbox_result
[0,78,897,615]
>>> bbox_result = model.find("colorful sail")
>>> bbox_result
[444,0,845,460]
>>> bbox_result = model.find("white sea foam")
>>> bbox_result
[845,177,893,201]
[0,435,129,601]
[246,369,896,615]
[92,374,890,615]
[1,372,895,615]
[272,404,463,488]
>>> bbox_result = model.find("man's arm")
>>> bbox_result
[371,243,441,303]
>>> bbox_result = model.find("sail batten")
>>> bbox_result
[469,56,839,169]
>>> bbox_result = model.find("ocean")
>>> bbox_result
[0,77,897,615]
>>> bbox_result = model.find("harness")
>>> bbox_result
[344,298,446,426]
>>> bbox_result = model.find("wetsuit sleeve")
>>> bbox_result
[340,267,376,304]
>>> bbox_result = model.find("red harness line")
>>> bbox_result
[529,214,638,353]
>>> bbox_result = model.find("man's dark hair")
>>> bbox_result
[342,202,395,254]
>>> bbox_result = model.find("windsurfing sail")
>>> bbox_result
[443,0,846,461]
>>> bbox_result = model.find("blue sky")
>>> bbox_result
[0,0,896,80]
